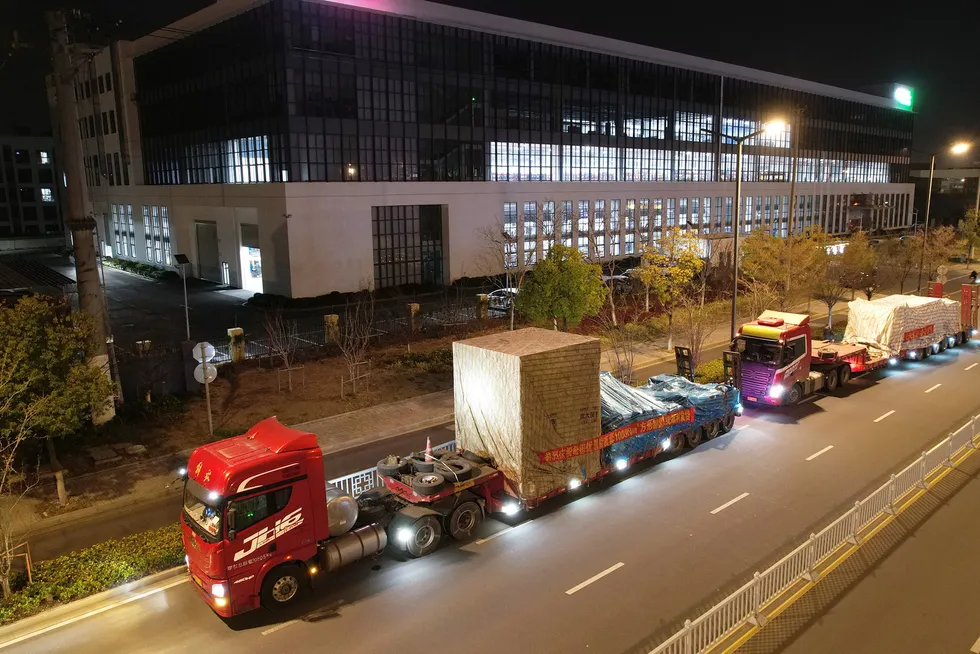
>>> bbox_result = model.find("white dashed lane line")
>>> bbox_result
[710,492,750,515]
[805,445,834,461]
[925,383,942,394]
[966,363,979,371]
[874,410,896,423]
[565,562,625,595]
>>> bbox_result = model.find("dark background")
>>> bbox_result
[1,0,976,165]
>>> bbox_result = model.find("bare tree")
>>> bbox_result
[0,395,39,598]
[264,308,298,392]
[596,311,647,384]
[338,291,375,394]
[812,260,849,336]
[679,267,726,372]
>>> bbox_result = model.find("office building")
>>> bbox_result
[74,0,916,298]
[0,135,65,246]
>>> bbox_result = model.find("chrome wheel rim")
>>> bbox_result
[271,575,299,603]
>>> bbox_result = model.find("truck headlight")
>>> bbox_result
[211,583,226,598]
[768,384,785,399]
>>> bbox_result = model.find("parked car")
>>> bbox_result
[488,288,519,312]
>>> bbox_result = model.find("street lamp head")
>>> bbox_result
[763,119,787,135]
[951,142,971,155]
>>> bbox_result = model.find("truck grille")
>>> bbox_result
[741,365,773,400]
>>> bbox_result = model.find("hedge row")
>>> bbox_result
[0,523,183,626]
[103,257,180,282]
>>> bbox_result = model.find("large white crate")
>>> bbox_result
[453,327,601,500]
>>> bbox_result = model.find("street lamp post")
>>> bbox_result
[174,253,191,341]
[704,119,787,340]
[915,141,972,293]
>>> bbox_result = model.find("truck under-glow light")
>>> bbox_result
[908,350,917,359]
[615,458,629,471]
[396,528,412,544]
[660,438,671,451]
[768,383,785,399]
[735,403,743,415]
[568,478,582,490]
[308,566,318,575]
[502,502,520,515]
[889,357,898,365]
[211,583,226,598]
[972,329,978,336]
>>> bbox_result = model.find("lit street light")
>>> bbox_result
[916,141,972,293]
[703,119,789,340]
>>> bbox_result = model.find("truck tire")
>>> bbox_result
[787,383,803,405]
[720,414,735,434]
[404,516,442,558]
[377,456,411,477]
[461,450,491,465]
[260,564,307,611]
[408,455,435,473]
[412,472,445,495]
[686,426,704,449]
[446,501,482,540]
[920,346,930,360]
[670,431,688,452]
[825,367,839,391]
[434,458,475,482]
[955,332,965,346]
[705,420,721,440]
[938,338,948,352]
[838,365,851,386]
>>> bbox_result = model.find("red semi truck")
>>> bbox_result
[736,286,980,406]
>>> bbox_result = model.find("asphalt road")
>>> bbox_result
[779,460,980,654]
[10,339,980,653]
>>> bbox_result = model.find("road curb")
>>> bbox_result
[0,566,186,650]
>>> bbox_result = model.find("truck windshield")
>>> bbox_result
[183,479,223,541]
[736,337,784,365]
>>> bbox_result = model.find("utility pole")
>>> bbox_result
[47,9,115,423]
[787,106,803,236]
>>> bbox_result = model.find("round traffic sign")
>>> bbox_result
[194,363,218,385]
[192,342,216,363]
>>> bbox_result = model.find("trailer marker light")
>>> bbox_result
[768,383,785,399]
[908,350,917,359]
[972,329,978,337]
[211,583,226,598]
[502,502,520,515]
[660,438,671,451]
[568,479,582,490]
[889,357,899,365]
[615,458,629,471]
[396,528,412,544]
[308,566,318,575]
[215,597,228,608]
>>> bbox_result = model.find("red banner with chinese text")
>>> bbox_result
[537,408,695,464]
[902,324,934,343]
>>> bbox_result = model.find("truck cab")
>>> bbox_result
[734,311,814,405]
[181,418,328,617]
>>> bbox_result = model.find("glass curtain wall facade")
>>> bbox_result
[135,0,913,186]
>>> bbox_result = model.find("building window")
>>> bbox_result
[560,200,573,247]
[112,204,122,255]
[127,205,136,258]
[113,153,122,185]
[523,201,537,266]
[109,110,117,134]
[106,154,115,186]
[371,205,443,288]
[18,188,32,203]
[151,205,163,263]
[679,198,688,228]
[105,72,112,91]
[143,206,153,261]
[593,200,605,234]
[40,188,54,203]
[609,200,620,235]
[161,207,172,265]
[639,199,650,243]
[38,151,50,165]
[577,200,589,236]
[13,150,28,165]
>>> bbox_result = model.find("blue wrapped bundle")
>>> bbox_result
[641,374,739,425]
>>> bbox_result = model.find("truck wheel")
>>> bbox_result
[408,455,435,473]
[825,368,839,391]
[720,414,735,434]
[938,338,948,352]
[404,516,442,558]
[955,332,965,346]
[705,420,721,440]
[461,450,490,465]
[435,458,475,482]
[412,472,445,495]
[670,431,688,452]
[920,347,930,360]
[686,426,704,449]
[838,366,851,386]
[260,564,306,611]
[787,383,803,405]
[446,501,482,540]
[377,456,411,477]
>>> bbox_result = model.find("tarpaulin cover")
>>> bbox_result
[843,295,961,355]
[598,372,738,464]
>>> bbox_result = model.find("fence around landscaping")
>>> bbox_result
[206,297,480,365]
[647,411,980,654]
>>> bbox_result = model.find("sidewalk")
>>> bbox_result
[16,264,974,556]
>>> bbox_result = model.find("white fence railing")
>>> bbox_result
[327,440,457,497]
[648,413,980,654]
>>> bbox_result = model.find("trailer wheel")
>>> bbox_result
[720,414,736,434]
[825,367,839,391]
[461,450,491,465]
[920,347,930,360]
[412,472,446,495]
[787,383,803,406]
[404,516,442,558]
[955,332,965,346]
[260,564,306,611]
[686,426,704,449]
[938,338,948,352]
[670,431,688,452]
[446,501,482,540]
[408,455,436,473]
[705,420,721,440]
[434,458,475,482]
[377,456,411,477]
[838,365,851,386]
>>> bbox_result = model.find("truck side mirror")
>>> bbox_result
[227,505,237,541]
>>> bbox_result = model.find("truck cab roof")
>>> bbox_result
[185,417,318,498]
[741,310,811,340]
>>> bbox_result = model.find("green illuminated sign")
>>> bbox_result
[893,85,914,110]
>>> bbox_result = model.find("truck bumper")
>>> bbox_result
[187,563,244,618]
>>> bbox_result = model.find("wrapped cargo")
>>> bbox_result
[643,374,740,425]
[453,328,602,501]
[844,295,961,355]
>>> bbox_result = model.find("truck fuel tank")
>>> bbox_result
[322,523,387,572]
[325,483,359,537]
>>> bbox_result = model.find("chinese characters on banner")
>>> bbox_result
[537,408,695,464]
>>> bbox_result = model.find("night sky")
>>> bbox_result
[1,0,976,164]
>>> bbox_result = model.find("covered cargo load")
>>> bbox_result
[844,294,961,356]
[453,328,602,502]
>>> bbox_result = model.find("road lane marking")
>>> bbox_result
[967,363,979,371]
[873,410,896,423]
[710,492,750,515]
[925,383,942,394]
[262,620,299,636]
[474,520,532,545]
[805,445,834,461]
[971,634,980,653]
[0,575,188,650]
[565,562,625,595]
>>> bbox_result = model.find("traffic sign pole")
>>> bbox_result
[194,341,215,436]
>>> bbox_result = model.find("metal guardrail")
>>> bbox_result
[648,412,980,654]
[327,440,457,497]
